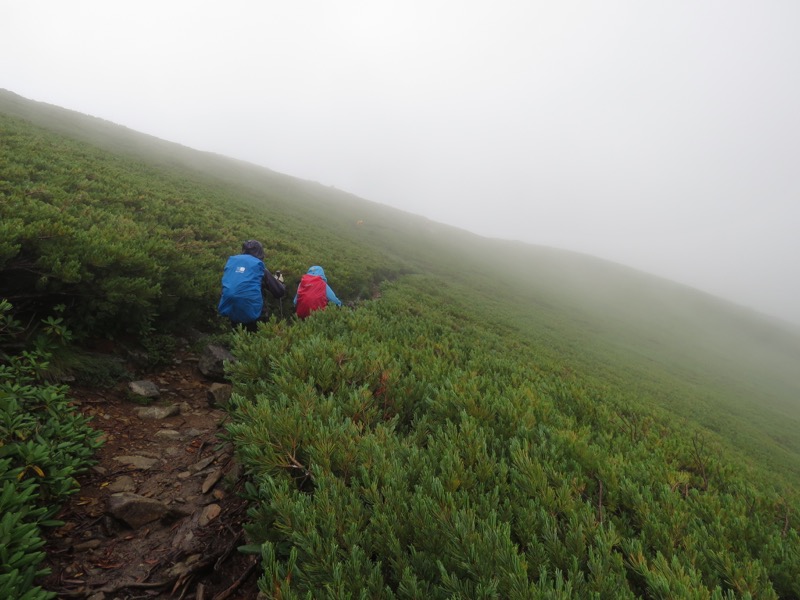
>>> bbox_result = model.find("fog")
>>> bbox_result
[3,1,799,325]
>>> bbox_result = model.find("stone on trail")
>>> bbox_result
[201,468,224,494]
[198,503,221,526]
[165,553,204,579]
[198,344,235,381]
[128,379,160,399]
[207,382,232,407]
[182,427,203,440]
[107,492,169,529]
[191,454,217,473]
[113,455,160,470]
[134,404,180,420]
[107,475,136,493]
[154,429,182,440]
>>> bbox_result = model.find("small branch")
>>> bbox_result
[176,574,194,600]
[284,454,312,477]
[212,555,259,600]
[94,579,177,594]
[214,530,244,570]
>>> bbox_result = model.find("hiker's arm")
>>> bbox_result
[263,270,286,299]
[326,285,342,306]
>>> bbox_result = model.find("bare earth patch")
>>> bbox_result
[40,349,261,600]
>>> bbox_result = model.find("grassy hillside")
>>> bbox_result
[2,89,799,597]
[225,276,800,597]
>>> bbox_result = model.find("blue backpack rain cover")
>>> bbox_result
[218,254,265,323]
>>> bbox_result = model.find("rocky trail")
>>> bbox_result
[41,345,262,600]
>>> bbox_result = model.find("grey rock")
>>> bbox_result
[107,475,136,493]
[191,455,217,473]
[128,380,160,398]
[207,382,232,407]
[198,503,221,526]
[134,404,180,420]
[183,328,206,344]
[154,429,182,441]
[198,344,235,381]
[226,460,242,482]
[201,468,224,494]
[107,493,169,529]
[165,553,203,578]
[173,529,194,550]
[167,503,195,519]
[73,539,102,551]
[135,450,160,459]
[113,455,160,470]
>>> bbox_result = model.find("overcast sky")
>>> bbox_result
[3,1,799,325]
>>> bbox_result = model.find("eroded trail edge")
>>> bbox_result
[41,347,260,600]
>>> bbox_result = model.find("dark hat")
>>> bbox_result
[241,240,264,260]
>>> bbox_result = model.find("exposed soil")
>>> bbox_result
[40,347,262,600]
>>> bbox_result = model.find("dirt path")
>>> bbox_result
[41,347,261,600]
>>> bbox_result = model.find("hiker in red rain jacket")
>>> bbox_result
[294,265,342,319]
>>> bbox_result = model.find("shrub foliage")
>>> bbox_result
[0,301,102,599]
[226,280,800,598]
[2,97,799,598]
[0,112,405,340]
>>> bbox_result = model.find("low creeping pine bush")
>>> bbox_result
[223,279,800,599]
[0,300,103,599]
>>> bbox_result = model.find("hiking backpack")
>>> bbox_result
[295,274,328,319]
[218,254,265,323]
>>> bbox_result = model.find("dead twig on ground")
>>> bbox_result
[212,555,259,600]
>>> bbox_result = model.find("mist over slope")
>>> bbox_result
[2,88,799,478]
[5,88,800,596]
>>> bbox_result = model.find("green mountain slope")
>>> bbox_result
[2,87,798,477]
[2,89,799,596]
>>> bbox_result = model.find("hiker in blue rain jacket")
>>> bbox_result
[294,265,342,319]
[218,240,285,331]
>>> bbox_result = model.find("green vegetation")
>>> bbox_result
[0,96,406,341]
[0,301,102,600]
[2,89,799,597]
[226,281,800,598]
